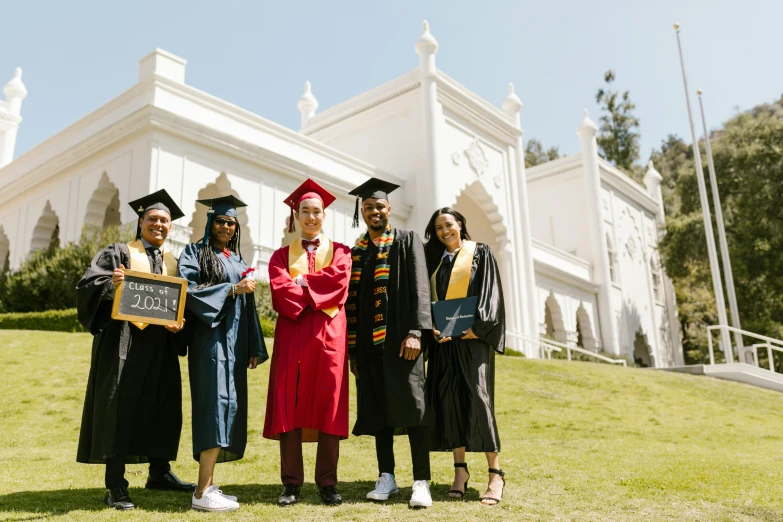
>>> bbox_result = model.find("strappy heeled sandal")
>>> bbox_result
[447,462,470,498]
[480,468,505,506]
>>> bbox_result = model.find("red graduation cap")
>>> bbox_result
[284,178,337,233]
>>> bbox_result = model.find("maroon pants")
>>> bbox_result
[279,429,340,487]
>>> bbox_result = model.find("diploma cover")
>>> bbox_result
[431,296,478,340]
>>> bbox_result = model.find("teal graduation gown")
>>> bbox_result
[178,243,268,462]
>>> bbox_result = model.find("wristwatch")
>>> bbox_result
[408,330,422,338]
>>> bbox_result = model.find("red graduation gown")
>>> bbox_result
[263,241,352,441]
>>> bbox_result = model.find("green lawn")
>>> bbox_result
[1,331,783,521]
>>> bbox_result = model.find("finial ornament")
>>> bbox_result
[415,19,439,56]
[4,67,27,98]
[297,80,319,128]
[502,82,523,116]
[648,160,655,170]
[577,109,598,134]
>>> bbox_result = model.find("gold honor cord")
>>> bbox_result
[126,240,178,330]
[288,235,339,318]
[430,240,477,301]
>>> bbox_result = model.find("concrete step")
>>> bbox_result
[664,363,783,393]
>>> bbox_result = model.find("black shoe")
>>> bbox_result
[278,484,301,507]
[145,470,197,492]
[319,485,342,506]
[104,487,135,510]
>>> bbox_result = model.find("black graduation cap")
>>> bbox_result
[195,194,247,219]
[348,177,400,228]
[128,189,185,221]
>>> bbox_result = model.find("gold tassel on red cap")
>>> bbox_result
[288,206,296,233]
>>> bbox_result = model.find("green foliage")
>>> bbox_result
[253,281,276,322]
[0,225,132,313]
[524,138,560,167]
[0,308,84,332]
[595,70,641,174]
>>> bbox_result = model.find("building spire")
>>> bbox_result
[415,20,439,76]
[502,82,523,120]
[297,80,319,130]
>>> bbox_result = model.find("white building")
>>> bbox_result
[0,22,682,367]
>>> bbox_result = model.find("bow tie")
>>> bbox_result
[302,238,321,249]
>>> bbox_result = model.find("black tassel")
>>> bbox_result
[288,207,296,233]
[351,196,360,228]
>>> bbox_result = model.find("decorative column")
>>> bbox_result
[577,110,619,354]
[643,161,665,227]
[415,21,447,228]
[502,83,539,354]
[0,68,28,168]
[297,81,318,131]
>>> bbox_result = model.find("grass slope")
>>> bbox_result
[1,331,783,521]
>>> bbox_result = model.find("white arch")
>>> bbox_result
[0,226,9,271]
[187,172,254,260]
[30,201,59,254]
[633,329,653,367]
[452,180,509,251]
[544,291,568,344]
[84,172,121,229]
[576,303,597,352]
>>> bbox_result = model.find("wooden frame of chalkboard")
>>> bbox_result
[111,269,188,327]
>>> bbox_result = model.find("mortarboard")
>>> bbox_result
[128,189,184,240]
[348,177,400,228]
[196,195,247,245]
[283,178,337,233]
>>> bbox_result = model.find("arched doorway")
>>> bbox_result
[30,201,59,255]
[452,181,505,253]
[84,172,121,229]
[188,173,254,260]
[575,303,597,352]
[633,329,652,367]
[544,292,567,344]
[0,226,9,272]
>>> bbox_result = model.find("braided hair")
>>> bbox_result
[196,216,243,288]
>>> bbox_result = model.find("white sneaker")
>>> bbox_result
[409,480,432,508]
[192,485,240,512]
[366,473,400,501]
[213,485,237,502]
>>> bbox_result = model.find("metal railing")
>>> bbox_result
[706,325,783,372]
[518,333,627,367]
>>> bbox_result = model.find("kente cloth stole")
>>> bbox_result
[346,225,394,349]
[430,240,477,301]
[288,234,338,318]
[126,240,178,330]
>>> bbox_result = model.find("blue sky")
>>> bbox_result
[3,0,781,162]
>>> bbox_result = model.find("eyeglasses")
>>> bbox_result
[214,218,238,228]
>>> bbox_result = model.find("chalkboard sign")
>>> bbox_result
[111,269,188,326]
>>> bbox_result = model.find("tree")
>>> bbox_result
[595,70,641,173]
[524,138,560,168]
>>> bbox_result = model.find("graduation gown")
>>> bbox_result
[427,242,504,452]
[263,239,351,441]
[76,243,183,464]
[352,228,432,436]
[178,243,268,462]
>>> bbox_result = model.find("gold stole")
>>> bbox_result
[126,239,178,330]
[288,235,339,318]
[430,240,477,301]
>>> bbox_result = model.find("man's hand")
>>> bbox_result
[165,318,185,334]
[247,356,259,369]
[461,328,478,340]
[432,329,452,344]
[350,353,359,379]
[112,264,126,287]
[235,278,256,295]
[399,334,422,361]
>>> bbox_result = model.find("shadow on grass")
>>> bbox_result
[0,480,488,517]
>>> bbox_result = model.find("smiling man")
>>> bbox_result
[345,178,434,508]
[76,189,195,511]
[264,179,352,507]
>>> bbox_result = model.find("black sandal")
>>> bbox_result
[447,462,470,498]
[480,468,505,505]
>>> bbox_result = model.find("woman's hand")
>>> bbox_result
[165,318,185,333]
[112,264,126,287]
[247,356,259,369]
[235,278,256,295]
[461,328,478,340]
[432,329,452,343]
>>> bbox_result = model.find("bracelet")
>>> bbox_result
[232,285,236,298]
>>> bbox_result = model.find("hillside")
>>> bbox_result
[1,331,783,521]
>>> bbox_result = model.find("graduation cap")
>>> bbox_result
[348,177,400,228]
[128,189,184,240]
[195,195,248,244]
[284,178,337,233]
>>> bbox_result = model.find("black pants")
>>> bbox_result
[375,427,431,481]
[105,457,170,489]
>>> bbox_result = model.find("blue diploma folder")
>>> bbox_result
[431,296,479,340]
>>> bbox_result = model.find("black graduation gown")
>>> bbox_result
[76,243,184,464]
[352,228,432,436]
[427,243,504,452]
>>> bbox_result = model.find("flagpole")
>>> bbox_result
[697,90,744,357]
[673,24,732,360]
